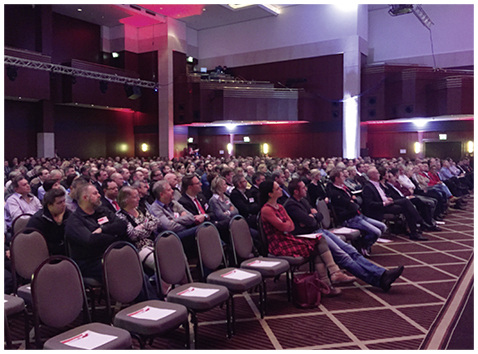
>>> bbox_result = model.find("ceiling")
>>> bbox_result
[52,4,296,31]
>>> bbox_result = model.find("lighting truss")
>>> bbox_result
[4,55,157,89]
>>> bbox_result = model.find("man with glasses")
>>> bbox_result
[101,179,120,213]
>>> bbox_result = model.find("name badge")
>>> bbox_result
[174,212,180,219]
[97,216,109,225]
[249,197,255,203]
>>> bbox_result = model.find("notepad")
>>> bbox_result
[127,306,176,321]
[295,233,322,239]
[246,260,281,268]
[60,330,117,350]
[177,287,219,298]
[221,269,256,280]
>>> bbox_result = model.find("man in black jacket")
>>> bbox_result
[65,184,127,281]
[229,174,260,229]
[362,167,427,241]
[27,187,71,255]
[326,168,388,256]
[285,178,403,292]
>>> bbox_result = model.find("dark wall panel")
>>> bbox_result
[4,100,41,160]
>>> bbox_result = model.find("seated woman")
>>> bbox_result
[116,186,161,272]
[259,180,352,296]
[208,176,239,222]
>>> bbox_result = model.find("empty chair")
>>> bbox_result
[11,213,32,236]
[196,222,263,331]
[154,231,231,348]
[229,215,290,312]
[10,228,50,306]
[31,255,132,349]
[102,241,189,349]
[316,199,361,242]
[4,294,30,349]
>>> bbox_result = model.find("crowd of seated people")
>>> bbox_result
[4,154,473,297]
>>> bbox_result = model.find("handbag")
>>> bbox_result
[292,272,330,308]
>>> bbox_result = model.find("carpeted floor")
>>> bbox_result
[6,196,473,350]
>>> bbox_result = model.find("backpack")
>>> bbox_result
[292,272,330,308]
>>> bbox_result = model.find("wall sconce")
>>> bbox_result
[227,143,233,155]
[262,143,269,155]
[414,142,422,154]
[467,141,474,154]
[119,143,128,152]
[141,143,149,152]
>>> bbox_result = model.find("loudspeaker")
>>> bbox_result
[124,84,142,99]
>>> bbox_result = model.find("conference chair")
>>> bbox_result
[229,215,290,310]
[10,228,50,306]
[196,221,263,332]
[31,256,132,349]
[102,241,189,349]
[154,231,231,348]
[11,213,32,236]
[4,294,30,349]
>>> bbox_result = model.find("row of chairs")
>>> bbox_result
[5,215,293,349]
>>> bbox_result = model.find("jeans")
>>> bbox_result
[319,229,385,287]
[343,215,387,248]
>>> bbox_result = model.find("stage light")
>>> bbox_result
[225,123,237,131]
[413,119,429,128]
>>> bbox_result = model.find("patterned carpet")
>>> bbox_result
[6,196,473,350]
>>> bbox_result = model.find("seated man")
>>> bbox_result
[326,168,387,257]
[100,179,121,213]
[229,174,260,229]
[150,180,199,255]
[27,187,71,255]
[5,175,42,233]
[362,167,427,241]
[386,169,440,231]
[164,172,182,201]
[285,178,403,292]
[272,170,290,204]
[65,184,127,281]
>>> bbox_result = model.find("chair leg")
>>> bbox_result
[231,295,236,336]
[23,309,30,349]
[191,312,199,347]
[226,297,232,339]
[262,280,267,317]
[286,271,291,302]
[183,319,190,349]
[5,315,12,349]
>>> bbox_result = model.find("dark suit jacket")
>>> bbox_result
[326,182,361,224]
[248,185,261,207]
[100,196,118,214]
[361,181,388,220]
[229,188,260,228]
[284,197,323,235]
[178,193,214,220]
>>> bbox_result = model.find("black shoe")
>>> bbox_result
[410,233,428,241]
[380,265,404,292]
[434,215,444,221]
[453,204,467,210]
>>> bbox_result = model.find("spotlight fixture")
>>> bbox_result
[388,5,434,29]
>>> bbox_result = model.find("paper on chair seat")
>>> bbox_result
[333,227,357,233]
[295,233,322,239]
[177,287,219,297]
[246,260,281,268]
[127,306,176,321]
[221,269,256,280]
[60,330,117,349]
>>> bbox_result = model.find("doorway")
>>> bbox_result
[234,143,261,157]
